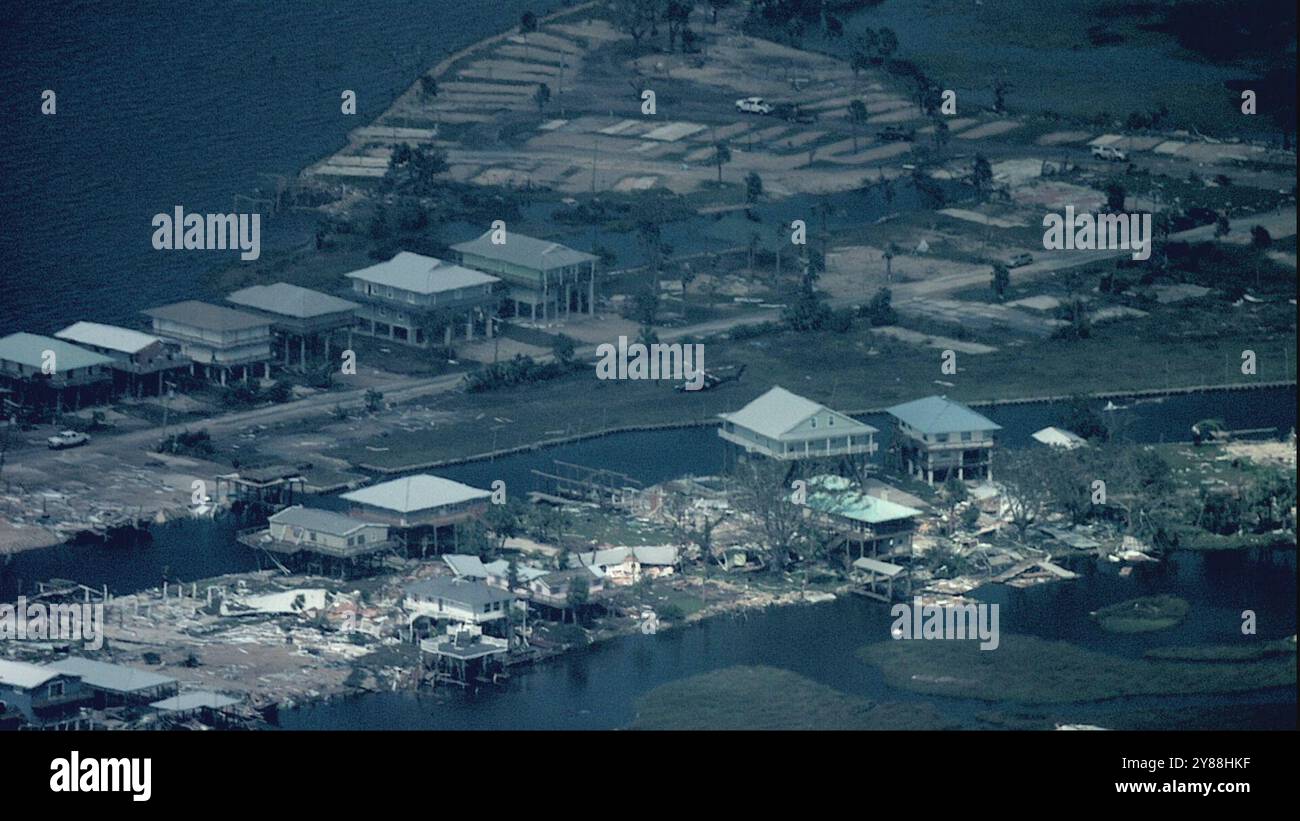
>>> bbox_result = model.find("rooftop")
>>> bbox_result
[719,386,877,440]
[1032,426,1087,449]
[269,505,375,537]
[150,691,241,712]
[886,395,1002,436]
[0,332,115,371]
[0,658,63,690]
[443,554,490,578]
[45,657,176,694]
[143,301,271,332]
[452,230,597,272]
[804,475,924,524]
[341,474,491,514]
[227,283,360,319]
[345,252,499,294]
[54,322,164,355]
[404,575,514,608]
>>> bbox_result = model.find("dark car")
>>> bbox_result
[771,102,818,123]
[877,126,915,142]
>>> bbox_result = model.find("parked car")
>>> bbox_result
[1091,144,1127,162]
[734,96,772,115]
[877,126,915,142]
[47,430,90,450]
[1007,253,1034,268]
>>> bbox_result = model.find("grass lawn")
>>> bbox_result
[859,633,1296,703]
[328,297,1295,471]
[631,665,959,730]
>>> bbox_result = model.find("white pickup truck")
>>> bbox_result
[1091,144,1128,162]
[734,96,772,115]
[47,430,90,449]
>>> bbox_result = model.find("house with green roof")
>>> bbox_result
[0,332,115,411]
[451,230,597,324]
[886,395,1001,485]
[718,386,878,461]
[802,475,922,559]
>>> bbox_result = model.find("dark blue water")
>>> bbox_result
[3,385,1293,598]
[0,0,559,335]
[277,552,1295,730]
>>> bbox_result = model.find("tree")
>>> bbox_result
[991,262,1010,300]
[363,388,384,413]
[942,472,968,534]
[744,171,763,206]
[1250,225,1272,249]
[612,0,660,52]
[1214,213,1231,238]
[1105,182,1126,212]
[485,501,525,553]
[848,99,868,152]
[384,144,449,197]
[971,153,993,199]
[550,333,577,366]
[566,574,590,623]
[931,118,950,155]
[534,83,551,113]
[883,242,898,284]
[993,78,1011,114]
[729,458,806,572]
[708,0,731,25]
[862,287,896,326]
[520,10,538,34]
[998,449,1051,540]
[664,1,694,51]
[712,140,732,185]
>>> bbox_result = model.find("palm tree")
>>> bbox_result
[883,243,898,283]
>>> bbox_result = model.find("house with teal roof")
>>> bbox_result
[886,395,1001,485]
[0,332,115,411]
[801,475,922,559]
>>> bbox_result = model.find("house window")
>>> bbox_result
[48,681,65,698]
[810,418,817,429]
[936,434,949,443]
[482,603,491,613]
[828,416,834,426]
[961,432,972,442]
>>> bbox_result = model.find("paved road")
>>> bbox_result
[6,205,1293,481]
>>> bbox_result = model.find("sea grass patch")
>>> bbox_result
[1090,595,1190,633]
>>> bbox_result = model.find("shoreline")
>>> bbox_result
[356,380,1298,474]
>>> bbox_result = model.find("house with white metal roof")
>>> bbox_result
[142,300,273,385]
[570,545,680,585]
[452,230,598,323]
[54,321,190,397]
[718,386,878,461]
[402,575,515,629]
[45,657,178,707]
[340,474,492,555]
[443,553,490,579]
[0,658,90,727]
[344,252,500,349]
[1031,426,1087,450]
[226,283,360,371]
[237,505,392,576]
[886,395,1001,485]
[0,332,115,411]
